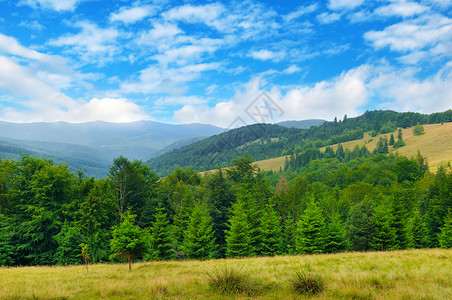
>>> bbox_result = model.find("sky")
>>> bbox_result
[0,0,451,127]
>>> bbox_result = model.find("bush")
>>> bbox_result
[290,271,325,295]
[206,267,262,296]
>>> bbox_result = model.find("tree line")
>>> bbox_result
[1,148,451,267]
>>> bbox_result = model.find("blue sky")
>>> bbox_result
[0,0,451,126]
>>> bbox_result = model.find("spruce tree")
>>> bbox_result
[407,208,428,249]
[325,212,349,253]
[370,204,397,251]
[282,213,297,255]
[391,193,408,249]
[296,199,326,254]
[225,198,254,258]
[182,203,217,260]
[389,134,395,146]
[258,201,283,256]
[347,199,374,251]
[438,210,452,248]
[148,207,173,260]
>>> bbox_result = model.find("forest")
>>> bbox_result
[148,109,452,175]
[1,141,451,267]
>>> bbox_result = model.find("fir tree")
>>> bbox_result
[53,223,84,265]
[438,209,452,248]
[225,198,254,258]
[148,207,173,260]
[389,134,395,146]
[182,203,217,260]
[347,199,374,251]
[370,204,397,251]
[258,201,283,256]
[296,199,326,254]
[391,193,408,249]
[325,212,349,253]
[282,213,297,255]
[407,208,428,249]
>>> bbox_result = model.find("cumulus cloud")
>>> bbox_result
[317,12,342,24]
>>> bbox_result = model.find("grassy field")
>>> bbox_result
[253,122,452,173]
[1,249,451,299]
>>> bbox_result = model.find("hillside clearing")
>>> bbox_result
[1,249,451,299]
[253,122,452,173]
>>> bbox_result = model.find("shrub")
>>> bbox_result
[290,271,325,295]
[206,267,262,296]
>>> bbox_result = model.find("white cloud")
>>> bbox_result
[120,63,221,95]
[249,49,286,62]
[155,95,207,106]
[317,12,342,24]
[19,20,45,31]
[285,4,318,22]
[49,21,120,63]
[164,3,225,25]
[20,0,86,11]
[64,98,149,123]
[329,0,364,10]
[364,14,452,60]
[375,1,429,18]
[283,65,301,74]
[110,6,154,24]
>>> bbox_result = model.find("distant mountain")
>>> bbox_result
[0,121,223,177]
[277,119,326,129]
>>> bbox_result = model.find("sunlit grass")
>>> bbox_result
[1,249,451,299]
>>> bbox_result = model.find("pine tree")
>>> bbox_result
[225,198,254,258]
[438,209,452,248]
[407,208,428,249]
[148,207,173,260]
[325,212,349,253]
[258,201,283,256]
[282,213,297,255]
[391,193,408,249]
[370,204,397,251]
[296,199,326,254]
[182,203,217,260]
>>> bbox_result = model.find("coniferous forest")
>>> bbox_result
[1,143,451,267]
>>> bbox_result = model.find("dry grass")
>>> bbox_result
[1,249,451,299]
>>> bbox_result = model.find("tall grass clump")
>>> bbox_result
[205,266,262,296]
[290,270,325,295]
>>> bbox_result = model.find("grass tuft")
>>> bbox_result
[205,266,262,296]
[290,270,325,295]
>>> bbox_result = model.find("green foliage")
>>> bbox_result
[290,271,325,295]
[325,212,349,253]
[407,209,429,249]
[182,203,217,260]
[282,214,297,255]
[54,223,84,265]
[148,207,173,260]
[296,199,326,254]
[0,214,16,266]
[373,137,389,154]
[413,123,425,136]
[370,204,397,251]
[389,134,395,146]
[258,201,283,256]
[347,199,374,251]
[225,198,254,258]
[110,212,149,270]
[438,210,452,248]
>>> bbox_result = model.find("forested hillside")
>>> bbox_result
[1,149,451,266]
[148,109,452,176]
